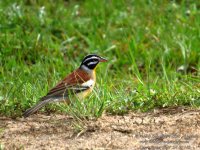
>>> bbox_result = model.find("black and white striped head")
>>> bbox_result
[80,54,107,70]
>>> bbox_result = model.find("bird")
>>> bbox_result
[23,54,107,117]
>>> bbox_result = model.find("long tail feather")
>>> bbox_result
[23,100,50,118]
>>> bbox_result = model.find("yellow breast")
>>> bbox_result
[76,70,96,99]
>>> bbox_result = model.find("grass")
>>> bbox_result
[0,0,199,118]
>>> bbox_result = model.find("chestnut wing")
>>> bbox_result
[40,69,91,101]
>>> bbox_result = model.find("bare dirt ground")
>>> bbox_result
[1,107,200,149]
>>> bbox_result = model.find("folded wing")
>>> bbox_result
[41,69,91,101]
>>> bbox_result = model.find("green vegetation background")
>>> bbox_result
[0,0,199,117]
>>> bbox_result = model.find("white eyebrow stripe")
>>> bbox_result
[83,56,98,63]
[87,61,98,66]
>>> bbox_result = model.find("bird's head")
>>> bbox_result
[80,54,107,71]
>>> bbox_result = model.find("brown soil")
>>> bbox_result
[1,107,200,149]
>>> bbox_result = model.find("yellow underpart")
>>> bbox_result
[76,69,96,99]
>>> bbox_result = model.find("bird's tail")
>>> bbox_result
[23,100,50,118]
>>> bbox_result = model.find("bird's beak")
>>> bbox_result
[99,57,108,62]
